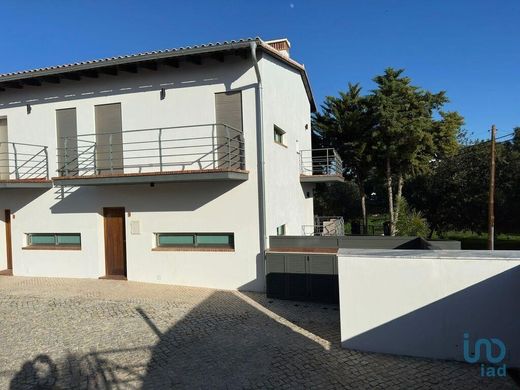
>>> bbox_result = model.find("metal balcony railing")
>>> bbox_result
[302,216,345,236]
[56,124,245,177]
[0,142,49,181]
[300,148,343,177]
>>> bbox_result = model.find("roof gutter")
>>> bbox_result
[250,42,268,263]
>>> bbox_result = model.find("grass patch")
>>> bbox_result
[435,231,520,250]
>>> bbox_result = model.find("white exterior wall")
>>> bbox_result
[338,250,520,367]
[0,56,276,291]
[260,54,314,236]
[0,50,315,291]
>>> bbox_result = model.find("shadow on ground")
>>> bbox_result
[7,291,518,389]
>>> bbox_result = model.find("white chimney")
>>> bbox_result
[265,39,291,58]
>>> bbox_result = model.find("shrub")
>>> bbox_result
[396,198,429,237]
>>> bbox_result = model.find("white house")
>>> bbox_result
[0,37,342,291]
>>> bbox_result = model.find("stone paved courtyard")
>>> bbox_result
[0,277,517,389]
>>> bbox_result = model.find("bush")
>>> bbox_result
[396,198,429,237]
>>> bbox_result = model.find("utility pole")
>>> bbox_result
[488,124,496,250]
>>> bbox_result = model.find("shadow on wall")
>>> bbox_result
[0,189,49,213]
[343,265,520,368]
[237,253,266,292]
[50,181,243,214]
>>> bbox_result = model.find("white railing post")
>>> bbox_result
[109,134,113,174]
[93,144,97,175]
[240,133,245,169]
[43,147,49,179]
[158,128,163,172]
[226,126,231,169]
[12,143,19,179]
[212,124,217,169]
[64,138,69,176]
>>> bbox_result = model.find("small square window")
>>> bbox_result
[274,125,285,146]
[276,224,286,236]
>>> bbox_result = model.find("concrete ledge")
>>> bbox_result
[300,174,345,183]
[52,170,249,186]
[338,248,520,260]
[0,180,53,189]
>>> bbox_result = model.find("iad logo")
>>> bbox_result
[463,333,507,377]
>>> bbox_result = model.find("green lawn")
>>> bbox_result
[435,231,520,250]
[347,215,520,250]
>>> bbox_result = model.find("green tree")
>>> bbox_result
[406,133,520,236]
[370,68,463,235]
[312,83,374,230]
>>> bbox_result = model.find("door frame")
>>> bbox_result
[4,209,12,271]
[102,207,127,278]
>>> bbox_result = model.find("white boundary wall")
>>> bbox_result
[338,249,520,367]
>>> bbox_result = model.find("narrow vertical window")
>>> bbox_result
[0,118,8,180]
[56,108,78,176]
[274,125,285,146]
[95,103,123,174]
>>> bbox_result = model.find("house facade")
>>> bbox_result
[0,38,342,291]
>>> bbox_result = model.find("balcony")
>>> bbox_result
[52,124,248,186]
[302,216,345,236]
[300,148,344,183]
[0,142,52,188]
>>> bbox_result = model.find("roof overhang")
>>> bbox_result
[0,38,316,112]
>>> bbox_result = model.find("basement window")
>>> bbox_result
[274,125,286,146]
[25,233,81,250]
[155,233,234,251]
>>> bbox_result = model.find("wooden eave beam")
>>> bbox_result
[163,58,179,68]
[188,56,202,65]
[139,61,158,71]
[21,79,42,86]
[4,82,23,89]
[62,73,81,81]
[42,76,61,84]
[212,53,225,62]
[81,70,99,78]
[119,64,138,73]
[99,67,118,76]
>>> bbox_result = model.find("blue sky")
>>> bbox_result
[1,0,518,139]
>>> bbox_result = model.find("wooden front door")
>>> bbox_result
[5,209,12,270]
[103,207,127,277]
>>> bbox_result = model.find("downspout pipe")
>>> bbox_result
[250,42,267,260]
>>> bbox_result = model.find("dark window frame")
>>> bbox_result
[274,125,286,146]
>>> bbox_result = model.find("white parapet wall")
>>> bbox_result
[338,249,520,368]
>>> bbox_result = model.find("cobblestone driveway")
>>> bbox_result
[0,277,517,389]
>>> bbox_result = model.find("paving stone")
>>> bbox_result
[0,276,517,389]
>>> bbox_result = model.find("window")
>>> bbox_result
[274,125,286,146]
[156,233,234,250]
[56,108,78,176]
[276,224,286,236]
[26,233,81,249]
